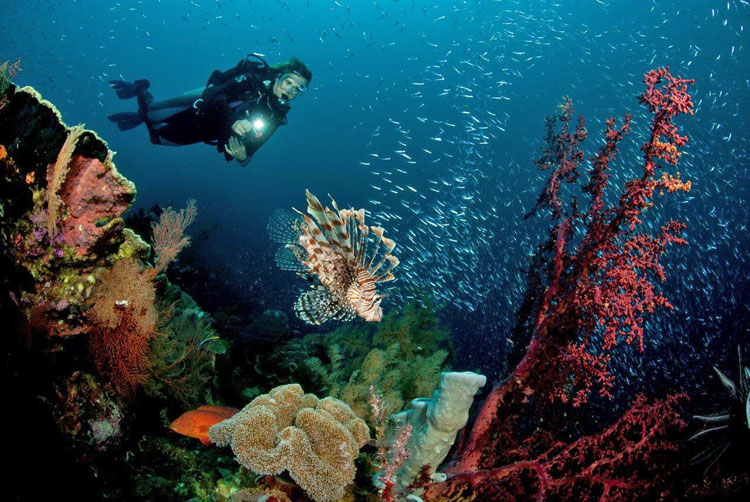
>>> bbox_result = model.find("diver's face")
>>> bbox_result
[273,73,308,101]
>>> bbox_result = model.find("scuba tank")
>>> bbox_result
[193,53,277,129]
[204,53,272,89]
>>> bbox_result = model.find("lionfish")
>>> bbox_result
[268,189,399,325]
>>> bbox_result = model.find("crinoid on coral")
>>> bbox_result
[209,383,370,502]
[690,346,750,479]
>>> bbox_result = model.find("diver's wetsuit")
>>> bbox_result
[109,55,291,162]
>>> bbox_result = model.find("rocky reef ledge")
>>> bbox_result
[1,83,225,500]
[1,83,148,334]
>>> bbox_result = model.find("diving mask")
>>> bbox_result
[278,72,308,96]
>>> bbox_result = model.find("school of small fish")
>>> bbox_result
[3,0,747,397]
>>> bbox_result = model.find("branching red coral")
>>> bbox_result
[151,199,197,274]
[89,258,158,396]
[426,395,687,502]
[428,68,694,499]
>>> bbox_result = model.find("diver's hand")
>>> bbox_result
[225,136,248,163]
[231,119,253,136]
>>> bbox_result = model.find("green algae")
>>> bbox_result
[144,282,223,407]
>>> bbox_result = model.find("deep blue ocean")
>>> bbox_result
[2,0,749,411]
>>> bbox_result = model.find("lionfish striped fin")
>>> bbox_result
[326,206,354,259]
[304,190,354,261]
[351,210,370,266]
[374,255,400,282]
[368,227,386,270]
[359,224,399,283]
[291,207,330,276]
[332,307,357,322]
[370,226,396,251]
[274,245,306,272]
[328,194,351,249]
[382,236,396,251]
[305,190,336,242]
[366,226,394,270]
[294,289,350,325]
[301,196,343,279]
[267,209,302,245]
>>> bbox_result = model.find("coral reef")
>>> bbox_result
[297,300,453,424]
[209,383,370,502]
[3,85,202,402]
[54,371,125,452]
[1,59,719,502]
[1,81,223,500]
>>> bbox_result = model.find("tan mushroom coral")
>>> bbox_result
[209,384,370,502]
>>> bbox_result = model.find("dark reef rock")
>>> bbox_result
[1,83,223,501]
[1,82,147,339]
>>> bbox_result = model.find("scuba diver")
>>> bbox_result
[107,54,311,165]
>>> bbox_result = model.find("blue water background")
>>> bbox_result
[2,0,749,413]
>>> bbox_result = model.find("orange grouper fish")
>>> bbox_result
[169,405,239,445]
